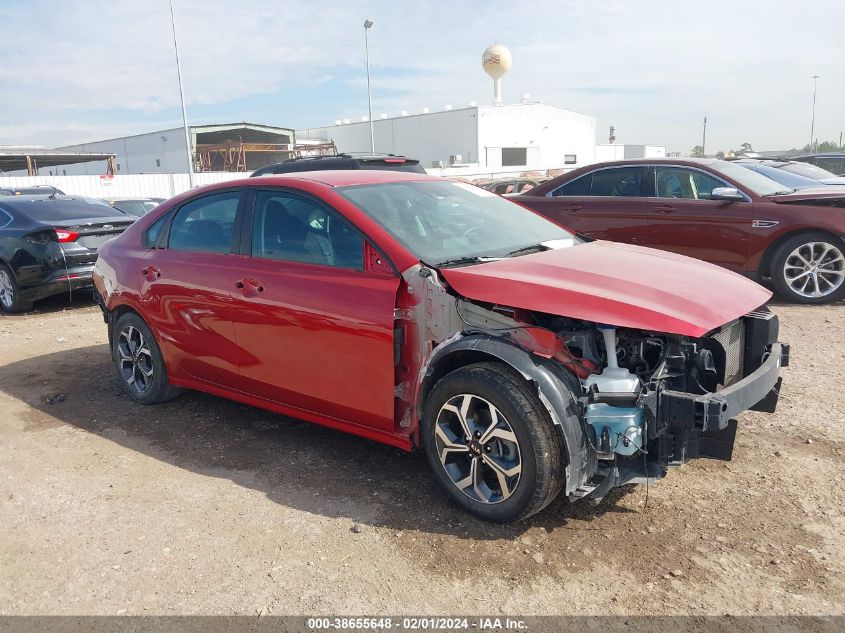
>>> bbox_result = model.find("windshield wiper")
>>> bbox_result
[505,243,548,257]
[434,255,501,268]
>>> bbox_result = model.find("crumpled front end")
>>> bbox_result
[407,259,787,504]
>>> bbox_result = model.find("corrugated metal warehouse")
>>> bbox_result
[55,122,296,175]
[297,102,596,173]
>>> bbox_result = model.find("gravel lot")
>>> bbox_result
[0,294,843,616]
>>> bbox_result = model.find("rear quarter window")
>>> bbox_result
[551,174,591,196]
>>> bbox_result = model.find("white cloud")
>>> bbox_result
[0,0,843,152]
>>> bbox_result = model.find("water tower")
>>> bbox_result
[481,44,512,105]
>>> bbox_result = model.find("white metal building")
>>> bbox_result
[595,143,667,162]
[55,122,295,176]
[297,102,596,175]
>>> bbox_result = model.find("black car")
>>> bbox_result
[251,153,425,177]
[790,153,845,177]
[0,185,65,196]
[0,196,134,312]
[106,197,162,217]
[732,158,845,188]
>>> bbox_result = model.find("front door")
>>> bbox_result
[522,166,649,244]
[646,166,752,271]
[229,189,400,431]
[139,190,243,386]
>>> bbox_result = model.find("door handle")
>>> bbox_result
[652,205,677,213]
[141,266,161,281]
[563,204,582,211]
[235,279,264,297]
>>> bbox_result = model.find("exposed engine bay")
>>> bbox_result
[398,262,786,505]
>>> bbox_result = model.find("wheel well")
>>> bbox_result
[759,228,845,278]
[419,349,511,414]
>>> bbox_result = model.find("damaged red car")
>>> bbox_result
[93,171,788,522]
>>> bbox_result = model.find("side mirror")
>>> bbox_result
[709,187,745,202]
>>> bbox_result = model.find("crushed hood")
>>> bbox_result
[438,241,771,338]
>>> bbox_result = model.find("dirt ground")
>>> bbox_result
[0,293,843,616]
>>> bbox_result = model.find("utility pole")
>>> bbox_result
[170,0,195,187]
[364,19,375,154]
[809,74,819,152]
[702,116,707,156]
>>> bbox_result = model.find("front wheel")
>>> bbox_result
[421,362,565,522]
[770,233,845,304]
[112,312,181,404]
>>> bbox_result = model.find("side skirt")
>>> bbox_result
[170,376,414,452]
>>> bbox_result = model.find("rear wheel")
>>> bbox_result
[421,362,565,522]
[112,312,181,404]
[0,263,32,314]
[770,232,845,304]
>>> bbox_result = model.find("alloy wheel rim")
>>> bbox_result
[784,241,845,298]
[434,394,522,504]
[117,325,154,393]
[0,270,13,309]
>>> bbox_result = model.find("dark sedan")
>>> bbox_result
[733,159,845,188]
[106,198,162,217]
[515,158,845,303]
[0,196,133,312]
[791,153,845,177]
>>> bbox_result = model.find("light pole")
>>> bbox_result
[364,19,375,154]
[170,0,195,187]
[702,116,707,157]
[809,74,819,153]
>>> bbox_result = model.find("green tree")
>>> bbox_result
[801,140,845,152]
[739,142,753,154]
[715,150,725,159]
[690,145,705,158]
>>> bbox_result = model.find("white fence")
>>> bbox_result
[1,166,578,200]
[0,172,245,200]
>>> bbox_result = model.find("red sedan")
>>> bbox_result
[93,171,787,522]
[515,158,845,304]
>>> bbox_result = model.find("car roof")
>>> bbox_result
[248,169,439,187]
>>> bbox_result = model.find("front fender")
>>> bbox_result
[418,334,597,496]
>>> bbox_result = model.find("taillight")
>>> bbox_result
[54,229,80,243]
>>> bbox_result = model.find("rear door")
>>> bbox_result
[228,189,400,431]
[139,190,245,385]
[520,166,649,243]
[646,166,751,270]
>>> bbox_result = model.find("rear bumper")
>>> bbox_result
[658,342,787,432]
[20,265,95,304]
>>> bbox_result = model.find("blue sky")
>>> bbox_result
[0,0,843,153]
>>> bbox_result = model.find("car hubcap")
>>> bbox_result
[784,241,845,298]
[117,325,154,393]
[0,270,14,309]
[434,394,522,504]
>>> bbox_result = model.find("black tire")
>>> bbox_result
[770,232,845,304]
[421,362,565,522]
[0,262,33,314]
[111,312,181,404]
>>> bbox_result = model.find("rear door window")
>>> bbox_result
[589,167,643,197]
[168,192,241,253]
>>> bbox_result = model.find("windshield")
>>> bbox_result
[778,162,837,180]
[338,180,576,265]
[711,161,793,196]
[741,164,819,189]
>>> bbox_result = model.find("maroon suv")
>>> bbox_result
[516,158,845,303]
